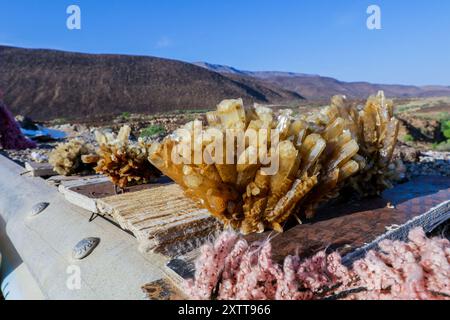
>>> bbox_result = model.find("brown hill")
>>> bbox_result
[194,62,450,100]
[0,46,303,121]
[256,75,450,100]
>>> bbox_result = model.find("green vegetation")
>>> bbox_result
[121,112,131,120]
[442,120,450,140]
[52,118,67,125]
[402,134,414,143]
[396,97,450,110]
[395,97,450,119]
[432,141,450,152]
[140,125,166,138]
[438,112,450,121]
[412,111,450,121]
[431,118,450,151]
[173,109,212,115]
[395,99,450,151]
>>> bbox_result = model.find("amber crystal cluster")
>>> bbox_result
[148,92,400,234]
[82,125,161,188]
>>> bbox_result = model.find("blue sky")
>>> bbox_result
[0,0,449,86]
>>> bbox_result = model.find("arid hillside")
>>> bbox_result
[0,46,302,121]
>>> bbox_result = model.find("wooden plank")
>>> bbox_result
[24,161,56,177]
[46,174,103,187]
[164,176,450,289]
[61,176,173,200]
[57,176,171,213]
[97,184,222,256]
[58,176,111,213]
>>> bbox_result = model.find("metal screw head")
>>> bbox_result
[30,202,49,216]
[72,237,100,260]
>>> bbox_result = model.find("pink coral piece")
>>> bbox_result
[184,227,450,300]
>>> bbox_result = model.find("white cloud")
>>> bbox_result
[155,36,173,49]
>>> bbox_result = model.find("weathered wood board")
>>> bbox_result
[24,161,56,177]
[58,176,111,212]
[57,176,172,213]
[163,175,450,292]
[97,184,222,256]
[55,176,219,256]
[46,174,102,187]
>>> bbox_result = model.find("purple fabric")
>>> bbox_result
[0,97,37,150]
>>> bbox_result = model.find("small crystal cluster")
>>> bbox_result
[83,125,161,188]
[184,228,450,300]
[49,139,95,176]
[334,94,402,196]
[148,92,401,234]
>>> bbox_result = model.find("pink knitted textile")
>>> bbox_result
[184,228,450,300]
[0,94,36,150]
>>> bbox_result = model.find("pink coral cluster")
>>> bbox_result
[0,93,36,150]
[184,228,450,300]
